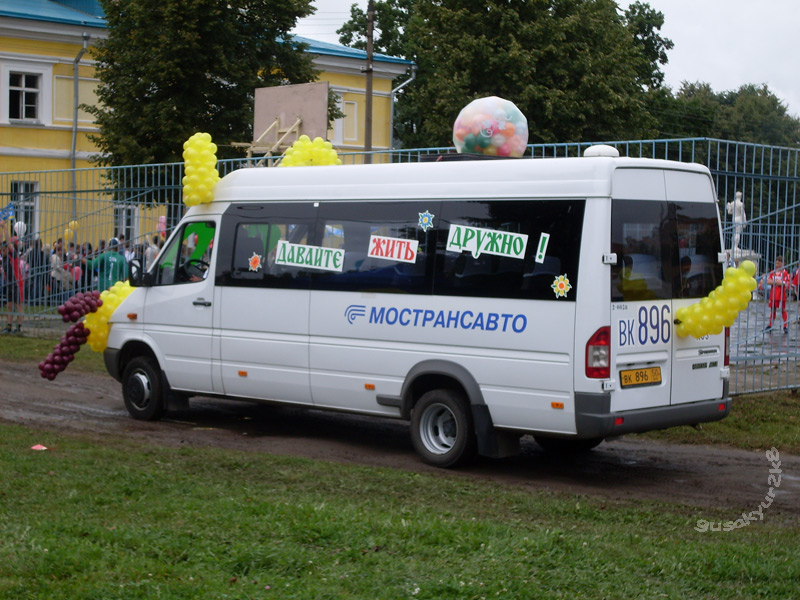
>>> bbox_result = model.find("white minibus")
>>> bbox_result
[107,145,730,467]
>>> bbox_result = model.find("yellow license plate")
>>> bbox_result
[619,367,662,388]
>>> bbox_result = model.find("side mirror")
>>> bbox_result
[128,258,152,287]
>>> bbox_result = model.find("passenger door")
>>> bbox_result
[142,220,217,394]
[215,205,316,404]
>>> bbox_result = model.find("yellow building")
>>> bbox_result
[0,0,105,174]
[0,2,413,246]
[0,3,414,175]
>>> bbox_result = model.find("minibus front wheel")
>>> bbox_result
[121,356,166,421]
[411,389,477,468]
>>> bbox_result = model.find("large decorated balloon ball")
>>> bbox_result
[452,96,529,157]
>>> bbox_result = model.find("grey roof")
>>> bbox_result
[292,35,413,66]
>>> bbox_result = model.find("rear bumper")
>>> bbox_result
[575,381,730,439]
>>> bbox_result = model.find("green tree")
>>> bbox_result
[646,82,722,138]
[339,0,672,148]
[624,1,673,89]
[337,0,412,59]
[647,82,800,145]
[87,0,318,166]
[717,84,800,146]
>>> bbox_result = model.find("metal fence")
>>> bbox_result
[2,137,799,395]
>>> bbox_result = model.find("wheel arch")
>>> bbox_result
[118,340,159,378]
[108,338,174,396]
[399,360,484,420]
[400,360,519,459]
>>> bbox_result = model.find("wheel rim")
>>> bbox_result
[419,402,458,455]
[127,370,152,410]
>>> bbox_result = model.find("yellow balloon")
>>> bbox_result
[740,260,756,277]
[182,132,219,206]
[279,136,340,167]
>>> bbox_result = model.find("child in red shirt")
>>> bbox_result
[767,255,791,333]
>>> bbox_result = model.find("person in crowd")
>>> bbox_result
[144,235,160,270]
[50,238,71,305]
[79,241,94,292]
[24,238,49,305]
[83,237,128,290]
[1,236,25,334]
[119,234,135,263]
[765,255,791,334]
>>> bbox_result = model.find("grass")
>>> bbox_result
[0,334,106,375]
[634,391,800,454]
[0,423,798,599]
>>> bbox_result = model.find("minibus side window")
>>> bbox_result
[435,199,585,301]
[228,220,312,288]
[154,221,215,286]
[312,201,436,294]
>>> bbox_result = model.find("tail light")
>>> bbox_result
[724,327,730,367]
[586,326,610,379]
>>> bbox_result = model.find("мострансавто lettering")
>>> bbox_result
[367,306,527,333]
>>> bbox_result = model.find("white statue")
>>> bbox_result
[726,191,747,254]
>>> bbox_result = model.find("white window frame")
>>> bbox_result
[114,204,138,245]
[10,180,39,238]
[0,60,53,126]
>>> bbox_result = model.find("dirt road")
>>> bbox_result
[2,361,797,516]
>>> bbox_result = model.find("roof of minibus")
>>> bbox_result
[208,155,712,207]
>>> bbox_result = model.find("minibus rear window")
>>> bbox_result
[611,200,723,301]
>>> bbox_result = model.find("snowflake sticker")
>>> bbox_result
[551,274,572,298]
[418,210,435,231]
[248,252,263,272]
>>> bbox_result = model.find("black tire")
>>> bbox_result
[121,356,166,421]
[533,436,604,453]
[410,389,477,468]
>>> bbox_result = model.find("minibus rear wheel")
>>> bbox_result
[411,389,477,468]
[121,356,166,421]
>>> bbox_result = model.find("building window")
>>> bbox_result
[1,61,53,125]
[9,73,40,120]
[10,181,38,237]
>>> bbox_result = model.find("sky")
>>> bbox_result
[293,0,800,118]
